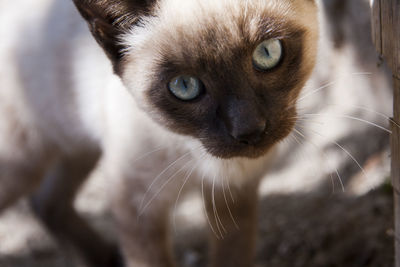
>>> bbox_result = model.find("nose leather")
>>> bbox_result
[231,121,266,145]
[224,97,266,145]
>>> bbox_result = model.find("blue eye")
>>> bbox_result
[168,75,203,101]
[252,39,283,70]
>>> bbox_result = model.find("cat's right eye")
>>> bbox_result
[168,75,204,101]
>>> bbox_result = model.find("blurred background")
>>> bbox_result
[0,0,395,266]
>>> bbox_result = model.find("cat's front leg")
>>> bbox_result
[110,166,177,267]
[204,179,259,267]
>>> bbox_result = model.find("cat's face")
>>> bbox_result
[74,0,319,159]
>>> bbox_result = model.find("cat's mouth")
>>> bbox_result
[197,112,296,159]
[200,131,286,159]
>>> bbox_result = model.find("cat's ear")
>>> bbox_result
[72,0,155,74]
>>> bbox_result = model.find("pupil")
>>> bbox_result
[263,46,270,57]
[182,78,188,89]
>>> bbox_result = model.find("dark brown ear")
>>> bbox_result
[72,0,155,74]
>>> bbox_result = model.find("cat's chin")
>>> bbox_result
[198,123,294,159]
[202,140,277,159]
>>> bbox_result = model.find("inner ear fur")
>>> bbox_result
[73,0,155,74]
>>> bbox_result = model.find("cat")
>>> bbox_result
[0,0,318,266]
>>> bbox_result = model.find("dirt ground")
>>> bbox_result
[0,181,394,267]
[176,187,394,267]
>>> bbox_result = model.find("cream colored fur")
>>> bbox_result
[119,0,318,186]
[0,0,319,266]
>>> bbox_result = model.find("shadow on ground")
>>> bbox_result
[175,185,394,267]
[0,184,394,267]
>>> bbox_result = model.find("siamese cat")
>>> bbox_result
[0,0,319,266]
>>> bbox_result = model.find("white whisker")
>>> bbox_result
[293,128,345,192]
[212,173,227,237]
[297,126,368,181]
[138,158,194,217]
[139,149,196,211]
[172,153,205,233]
[295,118,325,125]
[225,169,236,204]
[131,145,169,164]
[290,130,304,146]
[202,171,220,240]
[300,113,392,134]
[222,173,239,230]
[298,72,372,103]
[325,103,400,129]
[297,81,336,102]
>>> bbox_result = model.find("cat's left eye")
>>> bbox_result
[252,39,283,71]
[168,75,204,101]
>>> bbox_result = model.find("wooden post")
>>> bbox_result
[371,0,400,266]
[395,77,400,267]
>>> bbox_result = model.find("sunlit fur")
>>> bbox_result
[0,0,319,266]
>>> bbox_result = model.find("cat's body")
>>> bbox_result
[0,0,319,266]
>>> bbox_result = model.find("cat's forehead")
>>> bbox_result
[155,0,311,23]
[122,0,317,57]
[158,0,315,31]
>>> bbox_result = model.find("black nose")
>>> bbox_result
[230,120,266,145]
[221,96,267,146]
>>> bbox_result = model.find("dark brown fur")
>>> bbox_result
[145,21,307,158]
[73,0,157,73]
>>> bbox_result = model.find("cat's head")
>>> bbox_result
[74,0,319,159]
